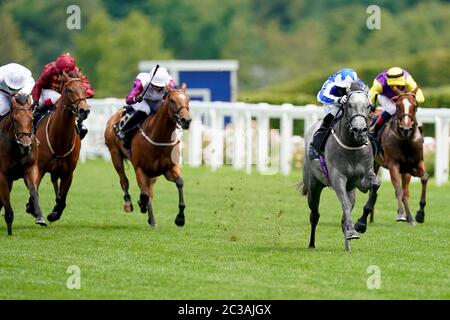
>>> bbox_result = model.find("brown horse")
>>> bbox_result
[26,72,90,222]
[0,94,46,235]
[374,86,428,225]
[104,84,191,227]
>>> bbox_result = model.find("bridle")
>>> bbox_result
[343,90,371,132]
[10,104,33,145]
[61,78,89,115]
[392,92,417,130]
[168,91,190,125]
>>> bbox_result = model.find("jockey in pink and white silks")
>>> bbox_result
[0,63,35,117]
[309,68,359,160]
[116,66,176,149]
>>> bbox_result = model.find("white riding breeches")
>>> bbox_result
[324,103,341,117]
[377,94,396,115]
[0,92,11,116]
[39,89,61,106]
[132,99,152,115]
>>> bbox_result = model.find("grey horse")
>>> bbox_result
[299,83,381,252]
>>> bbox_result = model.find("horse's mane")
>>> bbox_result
[349,80,369,93]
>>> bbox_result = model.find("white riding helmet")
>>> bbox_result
[149,66,170,88]
[334,68,358,88]
[4,63,28,90]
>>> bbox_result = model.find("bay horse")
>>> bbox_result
[300,83,381,251]
[26,72,90,222]
[373,86,428,225]
[0,94,46,235]
[104,84,191,227]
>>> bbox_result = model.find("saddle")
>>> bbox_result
[33,106,56,130]
[113,105,135,133]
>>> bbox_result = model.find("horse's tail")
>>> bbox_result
[296,181,308,196]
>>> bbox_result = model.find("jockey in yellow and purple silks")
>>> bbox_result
[369,67,425,137]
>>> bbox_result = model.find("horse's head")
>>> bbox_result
[343,83,371,143]
[165,83,191,129]
[60,71,90,121]
[10,93,34,155]
[392,86,418,139]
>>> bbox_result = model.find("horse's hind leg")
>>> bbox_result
[164,165,186,227]
[388,164,406,222]
[110,149,133,212]
[355,174,381,233]
[401,173,415,225]
[307,179,324,248]
[415,161,428,223]
[47,173,73,222]
[0,176,14,235]
[135,167,156,227]
[370,163,381,223]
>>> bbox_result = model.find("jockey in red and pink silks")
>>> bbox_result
[32,53,94,139]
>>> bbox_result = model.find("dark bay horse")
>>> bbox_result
[300,84,380,251]
[26,72,90,222]
[374,87,428,225]
[0,94,46,235]
[104,84,191,227]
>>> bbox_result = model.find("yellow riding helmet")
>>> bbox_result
[386,67,406,86]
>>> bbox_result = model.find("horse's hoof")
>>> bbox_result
[408,220,416,227]
[345,229,360,240]
[35,217,47,227]
[148,220,157,228]
[26,203,35,215]
[174,215,185,227]
[354,220,367,233]
[47,212,60,222]
[396,215,407,222]
[7,226,12,236]
[415,211,425,223]
[124,202,134,213]
[308,245,316,249]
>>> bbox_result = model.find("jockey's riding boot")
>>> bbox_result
[308,113,335,160]
[76,121,88,140]
[32,104,48,128]
[371,111,392,138]
[117,110,148,149]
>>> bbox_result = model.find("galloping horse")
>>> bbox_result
[104,84,191,227]
[0,94,46,235]
[300,82,380,251]
[374,87,428,225]
[26,72,90,222]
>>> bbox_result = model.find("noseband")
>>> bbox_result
[10,106,33,144]
[62,78,89,115]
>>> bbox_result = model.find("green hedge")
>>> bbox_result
[239,49,450,108]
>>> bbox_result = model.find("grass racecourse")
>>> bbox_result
[0,159,449,300]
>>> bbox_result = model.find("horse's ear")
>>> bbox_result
[61,71,70,81]
[412,86,419,95]
[181,82,187,93]
[165,84,172,93]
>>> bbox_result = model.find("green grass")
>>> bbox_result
[0,160,449,299]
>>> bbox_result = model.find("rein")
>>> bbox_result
[330,128,369,150]
[45,108,76,158]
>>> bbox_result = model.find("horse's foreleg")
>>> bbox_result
[0,175,14,235]
[415,160,428,223]
[355,174,380,233]
[135,167,155,227]
[332,175,359,250]
[370,164,381,223]
[24,166,47,226]
[388,164,405,222]
[110,149,133,212]
[26,170,43,217]
[401,173,415,225]
[47,173,73,223]
[164,165,185,227]
[307,179,324,249]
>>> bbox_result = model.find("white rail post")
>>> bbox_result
[257,105,269,173]
[245,111,253,174]
[210,108,224,171]
[233,110,246,170]
[280,104,293,175]
[434,117,449,186]
[189,111,203,167]
[304,105,320,134]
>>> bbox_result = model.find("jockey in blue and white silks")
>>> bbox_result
[309,68,358,160]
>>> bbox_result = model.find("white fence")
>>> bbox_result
[81,98,450,185]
